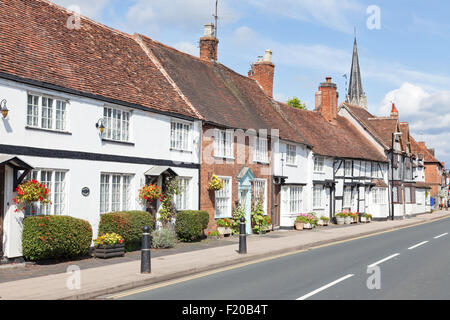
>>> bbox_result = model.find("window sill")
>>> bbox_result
[214,156,235,161]
[314,171,325,175]
[171,148,193,154]
[286,163,298,168]
[253,160,270,165]
[25,126,72,135]
[102,138,135,146]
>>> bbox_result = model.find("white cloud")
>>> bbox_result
[245,0,364,33]
[126,0,240,35]
[51,0,110,18]
[173,41,198,56]
[379,83,450,163]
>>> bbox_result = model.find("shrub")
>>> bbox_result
[22,215,92,261]
[98,211,155,251]
[152,228,177,249]
[175,210,209,242]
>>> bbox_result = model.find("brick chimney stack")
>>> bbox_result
[249,50,275,98]
[315,77,338,123]
[200,23,219,61]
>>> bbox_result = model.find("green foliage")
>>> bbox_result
[98,211,155,252]
[232,202,246,235]
[251,197,269,234]
[175,210,209,242]
[287,97,307,110]
[22,215,92,261]
[158,178,181,228]
[151,228,177,249]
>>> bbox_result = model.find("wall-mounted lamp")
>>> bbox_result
[0,99,9,119]
[95,118,105,135]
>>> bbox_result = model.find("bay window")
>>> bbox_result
[281,186,303,214]
[372,188,387,205]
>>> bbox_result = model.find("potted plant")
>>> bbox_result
[297,213,316,230]
[349,212,359,224]
[295,215,306,230]
[335,212,347,225]
[208,175,224,191]
[138,184,163,204]
[216,218,232,236]
[13,179,52,213]
[93,233,125,259]
[263,215,272,232]
[207,230,221,240]
[362,213,373,223]
[319,216,330,226]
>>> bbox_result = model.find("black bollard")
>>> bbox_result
[239,217,247,254]
[141,226,151,274]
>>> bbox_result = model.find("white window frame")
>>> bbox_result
[286,144,297,166]
[215,176,232,218]
[214,129,234,159]
[254,179,268,214]
[345,160,352,177]
[171,120,192,152]
[103,106,131,142]
[313,185,324,209]
[100,173,133,214]
[372,188,387,205]
[25,169,68,217]
[175,177,191,211]
[343,186,352,208]
[27,93,69,132]
[314,156,325,173]
[254,136,269,163]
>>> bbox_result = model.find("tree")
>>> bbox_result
[287,97,307,110]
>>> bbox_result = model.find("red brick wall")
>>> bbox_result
[425,163,443,200]
[200,124,273,232]
[249,62,275,98]
[200,37,219,61]
[316,77,338,123]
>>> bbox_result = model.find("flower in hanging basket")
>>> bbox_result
[138,184,163,204]
[208,175,224,191]
[13,180,51,212]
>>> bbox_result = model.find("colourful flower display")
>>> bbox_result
[13,180,51,213]
[138,184,163,203]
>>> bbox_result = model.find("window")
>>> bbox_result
[103,107,130,142]
[214,129,234,158]
[27,94,68,131]
[175,177,191,211]
[286,144,297,165]
[393,186,399,203]
[100,173,132,213]
[345,161,352,176]
[314,156,324,172]
[313,186,323,208]
[254,179,267,214]
[281,186,303,214]
[343,186,352,208]
[405,187,411,203]
[215,176,232,218]
[372,188,387,205]
[254,136,269,163]
[25,169,67,216]
[171,121,192,151]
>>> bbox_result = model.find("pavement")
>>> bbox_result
[0,210,449,300]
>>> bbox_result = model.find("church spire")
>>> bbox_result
[346,36,367,109]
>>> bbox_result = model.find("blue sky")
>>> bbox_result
[53,0,450,165]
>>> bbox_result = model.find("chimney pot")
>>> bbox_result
[204,23,215,37]
[249,50,275,98]
[326,76,332,83]
[264,50,273,63]
[199,23,219,61]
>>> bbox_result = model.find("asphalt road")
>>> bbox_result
[113,217,450,300]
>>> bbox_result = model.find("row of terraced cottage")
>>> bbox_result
[0,0,446,260]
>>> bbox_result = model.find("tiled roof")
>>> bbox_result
[343,103,399,149]
[277,103,387,162]
[139,35,310,145]
[0,0,199,118]
[410,136,441,164]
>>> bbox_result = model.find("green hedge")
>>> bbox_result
[22,215,92,261]
[175,210,209,242]
[98,211,155,251]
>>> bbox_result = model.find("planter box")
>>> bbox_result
[295,222,304,230]
[336,217,345,225]
[208,236,221,240]
[344,217,352,225]
[218,227,232,236]
[304,223,313,230]
[94,243,125,259]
